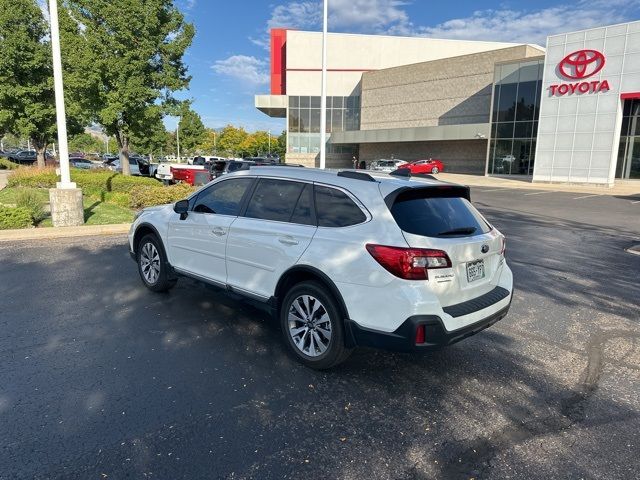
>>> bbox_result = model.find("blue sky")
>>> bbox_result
[172,0,640,133]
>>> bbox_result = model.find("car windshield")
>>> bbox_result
[378,161,395,167]
[390,189,491,237]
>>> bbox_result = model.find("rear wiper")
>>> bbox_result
[437,227,477,236]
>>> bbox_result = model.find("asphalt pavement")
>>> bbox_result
[0,188,639,479]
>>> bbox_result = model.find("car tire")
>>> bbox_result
[280,281,352,369]
[137,234,177,292]
[431,167,439,174]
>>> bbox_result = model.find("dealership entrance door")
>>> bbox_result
[616,99,640,179]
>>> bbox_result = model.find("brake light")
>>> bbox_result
[366,244,452,280]
[500,236,506,256]
[415,325,425,344]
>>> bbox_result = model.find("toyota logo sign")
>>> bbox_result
[558,49,605,80]
[549,49,610,96]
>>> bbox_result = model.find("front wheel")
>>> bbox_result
[431,166,439,174]
[137,234,177,292]
[280,281,352,369]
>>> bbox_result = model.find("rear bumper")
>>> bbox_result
[346,293,512,352]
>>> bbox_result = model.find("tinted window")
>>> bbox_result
[315,186,366,227]
[245,179,304,222]
[192,178,253,215]
[290,184,314,225]
[390,192,491,238]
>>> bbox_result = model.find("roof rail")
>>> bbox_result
[337,171,377,182]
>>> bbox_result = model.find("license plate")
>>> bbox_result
[466,259,485,283]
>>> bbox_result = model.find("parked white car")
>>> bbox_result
[108,158,140,175]
[370,159,408,172]
[129,167,513,368]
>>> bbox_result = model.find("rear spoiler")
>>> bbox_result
[384,184,471,210]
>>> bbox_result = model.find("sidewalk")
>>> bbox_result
[438,173,640,196]
[0,223,131,242]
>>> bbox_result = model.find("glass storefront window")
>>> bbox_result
[489,58,544,175]
[287,95,360,153]
[617,100,640,179]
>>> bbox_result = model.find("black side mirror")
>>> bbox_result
[174,199,189,220]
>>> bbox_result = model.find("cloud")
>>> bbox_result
[211,55,270,85]
[251,0,640,49]
[416,1,640,45]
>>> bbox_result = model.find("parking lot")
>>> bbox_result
[1,186,639,479]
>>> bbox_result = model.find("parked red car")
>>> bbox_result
[398,158,444,174]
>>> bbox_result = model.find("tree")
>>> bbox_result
[177,108,205,155]
[198,128,219,155]
[217,125,248,157]
[275,130,287,159]
[130,107,168,161]
[0,0,57,167]
[68,132,104,153]
[60,0,194,174]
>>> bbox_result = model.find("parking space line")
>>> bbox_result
[572,194,601,200]
[523,191,547,196]
[476,188,509,193]
[632,200,640,204]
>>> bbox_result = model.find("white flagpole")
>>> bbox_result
[319,0,328,169]
[49,0,74,188]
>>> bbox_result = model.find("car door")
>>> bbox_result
[167,177,255,285]
[225,179,317,299]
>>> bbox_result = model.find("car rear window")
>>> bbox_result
[390,189,491,237]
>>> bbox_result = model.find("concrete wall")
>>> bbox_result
[285,30,529,96]
[360,45,545,130]
[359,140,488,174]
[534,21,640,185]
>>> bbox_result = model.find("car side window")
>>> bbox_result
[315,185,366,227]
[290,183,315,225]
[192,178,253,215]
[245,179,305,223]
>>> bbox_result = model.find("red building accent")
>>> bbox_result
[270,29,287,95]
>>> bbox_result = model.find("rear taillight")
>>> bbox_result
[500,236,506,256]
[366,244,452,280]
[415,325,425,344]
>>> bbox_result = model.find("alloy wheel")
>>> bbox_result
[140,242,161,285]
[287,294,332,357]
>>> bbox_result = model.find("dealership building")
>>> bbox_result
[255,21,640,184]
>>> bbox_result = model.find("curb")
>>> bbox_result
[0,223,131,242]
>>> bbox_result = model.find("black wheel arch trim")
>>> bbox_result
[132,222,163,255]
[273,265,357,347]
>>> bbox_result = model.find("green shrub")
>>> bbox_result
[0,158,20,170]
[130,183,195,209]
[7,167,57,188]
[15,190,46,224]
[0,206,33,230]
[110,174,157,193]
[103,191,132,208]
[71,170,116,196]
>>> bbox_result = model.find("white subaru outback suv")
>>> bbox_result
[129,167,513,369]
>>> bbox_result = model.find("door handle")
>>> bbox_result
[278,236,299,246]
[212,227,227,236]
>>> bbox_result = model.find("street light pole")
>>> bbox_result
[319,0,328,169]
[268,130,271,155]
[176,119,181,161]
[48,0,84,226]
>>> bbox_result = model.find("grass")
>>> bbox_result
[0,187,50,205]
[39,198,134,227]
[0,186,133,227]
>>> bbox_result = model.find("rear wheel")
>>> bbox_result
[280,281,352,369]
[137,234,177,292]
[431,166,439,174]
